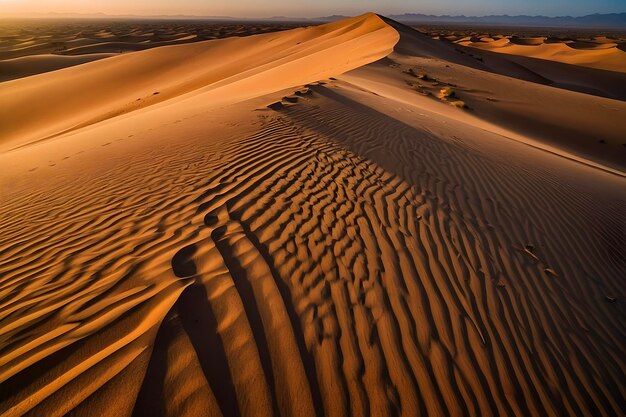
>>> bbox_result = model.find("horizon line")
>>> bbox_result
[1,10,625,20]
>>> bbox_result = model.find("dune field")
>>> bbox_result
[439,30,626,72]
[0,12,625,417]
[0,19,303,82]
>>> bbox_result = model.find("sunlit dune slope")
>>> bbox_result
[0,13,398,151]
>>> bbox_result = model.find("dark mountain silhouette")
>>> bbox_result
[385,13,626,28]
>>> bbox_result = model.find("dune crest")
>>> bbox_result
[0,13,398,151]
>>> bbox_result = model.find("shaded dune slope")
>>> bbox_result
[381,17,626,101]
[367,18,626,172]
[0,54,115,83]
[1,13,625,417]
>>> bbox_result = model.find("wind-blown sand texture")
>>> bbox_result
[1,13,625,417]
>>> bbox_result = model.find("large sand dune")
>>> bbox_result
[1,13,625,417]
[0,14,398,151]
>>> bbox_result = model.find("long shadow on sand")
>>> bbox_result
[133,250,241,417]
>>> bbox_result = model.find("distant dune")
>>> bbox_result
[0,54,115,82]
[0,21,305,81]
[0,12,624,417]
[453,34,626,72]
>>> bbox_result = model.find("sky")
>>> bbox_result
[0,0,624,18]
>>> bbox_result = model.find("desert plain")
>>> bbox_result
[0,12,624,417]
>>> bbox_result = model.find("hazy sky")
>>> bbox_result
[1,0,624,17]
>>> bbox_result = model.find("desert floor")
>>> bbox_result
[0,13,624,417]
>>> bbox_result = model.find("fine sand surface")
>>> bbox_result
[1,13,625,417]
[0,20,305,82]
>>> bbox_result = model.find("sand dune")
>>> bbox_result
[366,19,626,171]
[0,20,306,80]
[1,13,625,417]
[510,36,546,45]
[0,21,301,59]
[472,41,626,72]
[0,53,114,82]
[393,20,626,103]
[567,40,619,50]
[0,13,398,151]
[454,33,626,73]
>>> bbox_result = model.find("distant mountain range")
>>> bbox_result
[3,12,625,28]
[385,13,626,28]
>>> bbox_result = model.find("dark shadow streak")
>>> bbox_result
[212,227,280,416]
[234,216,326,417]
[133,245,242,417]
